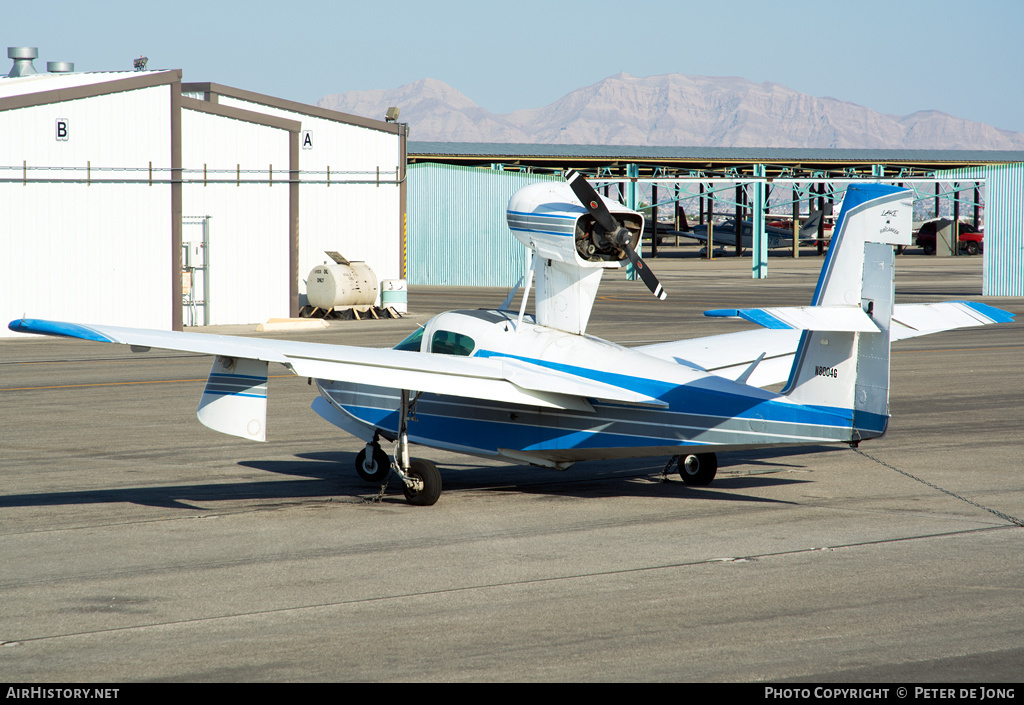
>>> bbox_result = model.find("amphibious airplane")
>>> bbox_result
[684,209,825,253]
[9,174,1013,505]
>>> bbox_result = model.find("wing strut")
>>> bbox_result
[517,248,536,331]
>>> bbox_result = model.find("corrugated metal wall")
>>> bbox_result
[0,81,174,334]
[3,73,407,336]
[407,164,560,286]
[181,108,293,325]
[217,95,403,296]
[938,163,1024,296]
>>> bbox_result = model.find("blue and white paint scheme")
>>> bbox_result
[8,178,1014,505]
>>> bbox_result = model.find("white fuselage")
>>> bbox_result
[316,309,863,469]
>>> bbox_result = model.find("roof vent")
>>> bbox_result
[47,61,74,73]
[7,47,39,77]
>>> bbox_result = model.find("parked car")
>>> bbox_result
[915,219,983,256]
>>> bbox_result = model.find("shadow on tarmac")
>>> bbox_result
[0,446,838,509]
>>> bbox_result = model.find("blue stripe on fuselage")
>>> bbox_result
[333,394,852,457]
[473,349,853,427]
[326,347,862,456]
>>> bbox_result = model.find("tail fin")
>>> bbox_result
[799,210,823,240]
[783,184,913,440]
[677,206,691,233]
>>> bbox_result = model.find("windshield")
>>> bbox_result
[392,327,424,352]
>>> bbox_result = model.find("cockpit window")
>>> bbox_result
[393,327,424,352]
[430,330,475,356]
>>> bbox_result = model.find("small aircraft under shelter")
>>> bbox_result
[10,174,1013,505]
[682,209,825,254]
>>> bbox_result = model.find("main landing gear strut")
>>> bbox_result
[354,389,442,506]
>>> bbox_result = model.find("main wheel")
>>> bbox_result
[965,241,979,256]
[355,443,391,482]
[679,453,717,486]
[403,458,442,506]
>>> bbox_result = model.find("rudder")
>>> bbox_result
[783,185,913,440]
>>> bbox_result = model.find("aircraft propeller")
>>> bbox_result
[564,169,667,300]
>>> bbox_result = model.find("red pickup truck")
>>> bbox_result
[915,219,983,256]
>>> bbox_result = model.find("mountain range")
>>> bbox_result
[318,73,1024,150]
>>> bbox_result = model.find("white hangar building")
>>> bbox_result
[0,53,407,337]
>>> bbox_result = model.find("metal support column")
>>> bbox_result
[953,182,960,255]
[973,183,981,230]
[706,183,715,260]
[816,183,826,255]
[651,183,659,258]
[791,183,800,259]
[752,165,767,278]
[626,163,639,280]
[735,183,744,258]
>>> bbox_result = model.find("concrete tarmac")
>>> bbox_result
[1,252,1022,682]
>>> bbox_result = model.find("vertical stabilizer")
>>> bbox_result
[784,185,913,440]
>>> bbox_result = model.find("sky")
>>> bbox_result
[7,0,1024,133]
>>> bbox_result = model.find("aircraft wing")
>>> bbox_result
[8,319,666,416]
[638,301,1014,388]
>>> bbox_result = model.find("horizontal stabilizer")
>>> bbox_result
[890,300,1015,340]
[643,300,1013,388]
[704,306,880,332]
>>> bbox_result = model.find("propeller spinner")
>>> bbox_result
[564,169,667,300]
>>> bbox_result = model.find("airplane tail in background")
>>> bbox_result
[781,184,913,440]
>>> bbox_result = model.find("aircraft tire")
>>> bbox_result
[403,458,442,506]
[680,453,717,486]
[355,443,391,482]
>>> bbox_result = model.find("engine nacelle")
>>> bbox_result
[507,182,643,268]
[506,180,645,335]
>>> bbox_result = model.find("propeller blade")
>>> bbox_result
[623,243,667,300]
[565,169,617,233]
[563,169,667,300]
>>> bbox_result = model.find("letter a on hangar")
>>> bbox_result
[301,130,313,149]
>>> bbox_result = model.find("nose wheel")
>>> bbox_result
[355,441,391,482]
[356,390,443,506]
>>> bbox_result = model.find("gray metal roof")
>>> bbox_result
[409,141,1024,178]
